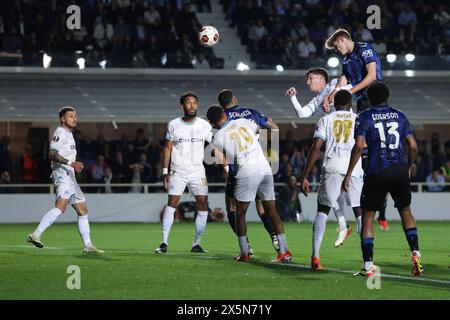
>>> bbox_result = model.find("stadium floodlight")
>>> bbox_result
[405,53,415,62]
[99,60,107,69]
[276,65,284,72]
[327,57,339,68]
[76,57,85,69]
[386,54,397,63]
[42,53,52,69]
[236,62,250,72]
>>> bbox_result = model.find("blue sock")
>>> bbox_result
[404,227,419,252]
[361,238,374,264]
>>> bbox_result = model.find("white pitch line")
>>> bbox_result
[263,262,450,286]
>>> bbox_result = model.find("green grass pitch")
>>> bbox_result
[0,221,449,299]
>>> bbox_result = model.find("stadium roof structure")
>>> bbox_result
[0,67,449,124]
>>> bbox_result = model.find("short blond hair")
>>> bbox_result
[325,28,351,50]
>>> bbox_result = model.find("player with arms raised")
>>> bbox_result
[342,82,423,276]
[155,92,212,254]
[300,91,363,270]
[27,107,103,253]
[285,68,357,247]
[207,105,292,263]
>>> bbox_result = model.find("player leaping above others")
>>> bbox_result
[342,82,423,277]
[285,68,356,247]
[207,106,292,263]
[300,90,363,270]
[155,92,213,254]
[323,28,383,113]
[27,107,103,253]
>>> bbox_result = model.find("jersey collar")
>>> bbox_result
[179,117,198,125]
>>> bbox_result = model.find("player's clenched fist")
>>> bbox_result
[285,87,297,97]
[70,161,84,173]
[341,175,351,193]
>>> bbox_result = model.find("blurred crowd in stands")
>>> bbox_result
[1,130,450,194]
[0,0,224,68]
[222,0,450,68]
[1,1,449,69]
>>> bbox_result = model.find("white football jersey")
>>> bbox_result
[165,117,212,175]
[211,118,272,178]
[49,126,77,173]
[313,110,363,178]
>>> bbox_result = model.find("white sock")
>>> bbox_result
[364,261,373,270]
[277,234,288,253]
[162,206,176,245]
[313,212,328,258]
[334,206,347,231]
[34,208,62,237]
[77,215,93,248]
[238,236,248,255]
[193,210,208,247]
[356,215,362,234]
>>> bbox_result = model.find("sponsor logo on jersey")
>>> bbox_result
[371,112,399,121]
[362,49,374,58]
[70,145,76,149]
[52,136,60,142]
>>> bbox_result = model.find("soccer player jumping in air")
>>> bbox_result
[342,82,423,277]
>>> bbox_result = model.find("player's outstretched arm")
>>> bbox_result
[405,135,418,178]
[265,117,279,130]
[342,136,365,192]
[48,150,84,172]
[162,140,173,191]
[300,138,324,196]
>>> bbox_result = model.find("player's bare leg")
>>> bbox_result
[226,194,253,256]
[235,200,251,262]
[155,194,181,253]
[260,200,292,263]
[191,195,209,253]
[255,199,279,253]
[72,202,103,254]
[27,198,69,248]
[311,203,330,270]
[398,206,423,275]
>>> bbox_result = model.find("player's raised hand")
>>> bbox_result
[285,87,297,97]
[163,174,170,191]
[341,175,351,193]
[300,178,310,196]
[71,161,84,173]
[323,92,335,112]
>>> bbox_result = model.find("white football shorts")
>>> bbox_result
[52,169,86,205]
[234,173,276,202]
[317,173,362,208]
[168,169,208,196]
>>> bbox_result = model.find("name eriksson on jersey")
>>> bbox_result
[371,112,399,121]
